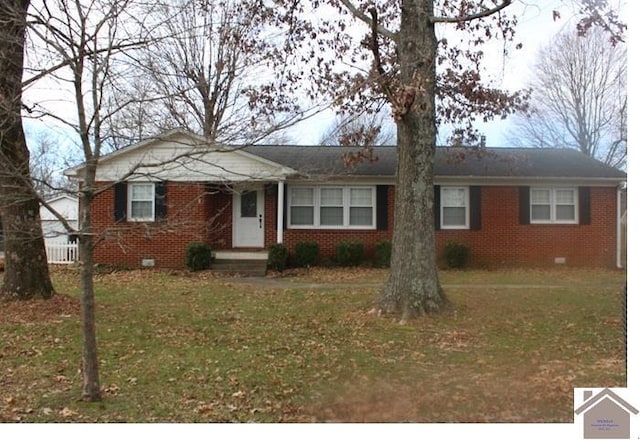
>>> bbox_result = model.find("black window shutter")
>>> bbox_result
[155,181,167,221]
[470,186,482,230]
[579,187,591,225]
[518,186,530,225]
[434,185,441,230]
[376,185,389,230]
[283,184,287,230]
[114,182,127,223]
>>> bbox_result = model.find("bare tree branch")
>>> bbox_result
[507,26,626,168]
[431,0,512,24]
[338,0,397,41]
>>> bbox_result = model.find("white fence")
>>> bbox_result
[46,242,78,264]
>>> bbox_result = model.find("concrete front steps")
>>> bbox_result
[211,250,268,277]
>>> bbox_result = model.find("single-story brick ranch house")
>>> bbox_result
[64,129,627,270]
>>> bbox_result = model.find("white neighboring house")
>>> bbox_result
[40,195,79,264]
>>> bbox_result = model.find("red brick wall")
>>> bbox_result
[434,186,618,268]
[92,181,210,268]
[204,186,232,250]
[265,185,617,268]
[91,182,619,269]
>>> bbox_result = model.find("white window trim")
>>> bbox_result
[530,187,578,224]
[288,185,376,230]
[440,186,470,230]
[127,182,155,222]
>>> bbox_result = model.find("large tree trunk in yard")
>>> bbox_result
[0,197,55,301]
[0,0,55,301]
[379,0,447,320]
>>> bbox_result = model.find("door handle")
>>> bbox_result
[259,214,263,229]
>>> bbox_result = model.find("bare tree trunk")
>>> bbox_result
[0,0,55,301]
[0,197,54,300]
[380,0,447,320]
[78,191,101,401]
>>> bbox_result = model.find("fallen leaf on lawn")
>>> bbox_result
[60,407,78,418]
[196,402,216,414]
[102,384,120,395]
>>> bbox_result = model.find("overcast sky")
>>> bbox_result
[23,0,627,151]
[289,0,626,147]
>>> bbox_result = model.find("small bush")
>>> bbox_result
[336,240,365,267]
[444,242,470,269]
[267,243,288,272]
[185,242,212,271]
[295,241,319,267]
[374,240,392,268]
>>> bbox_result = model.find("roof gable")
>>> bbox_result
[66,129,296,182]
[40,195,78,221]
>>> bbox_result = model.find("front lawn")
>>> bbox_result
[0,267,626,422]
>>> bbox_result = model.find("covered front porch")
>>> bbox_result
[204,181,287,276]
[204,180,286,251]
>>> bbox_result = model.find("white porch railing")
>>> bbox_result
[46,242,78,264]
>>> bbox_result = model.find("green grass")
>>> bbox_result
[0,267,626,422]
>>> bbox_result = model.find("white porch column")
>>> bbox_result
[277,180,284,244]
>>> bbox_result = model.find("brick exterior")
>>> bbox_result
[264,186,395,261]
[434,186,618,268]
[92,181,210,268]
[91,181,619,269]
[204,186,232,250]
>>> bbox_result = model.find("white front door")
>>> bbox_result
[233,189,265,248]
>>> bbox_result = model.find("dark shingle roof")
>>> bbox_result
[246,145,396,176]
[245,145,626,180]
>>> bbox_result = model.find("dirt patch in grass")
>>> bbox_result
[269,267,389,284]
[264,266,625,288]
[0,294,79,325]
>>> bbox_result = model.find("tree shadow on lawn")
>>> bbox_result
[302,355,625,422]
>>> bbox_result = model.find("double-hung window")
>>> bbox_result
[320,188,344,226]
[289,187,315,226]
[349,188,374,226]
[128,183,155,221]
[288,186,375,228]
[441,187,469,229]
[530,188,577,224]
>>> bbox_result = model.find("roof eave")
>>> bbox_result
[435,175,626,185]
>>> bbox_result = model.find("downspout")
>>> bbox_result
[616,181,627,269]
